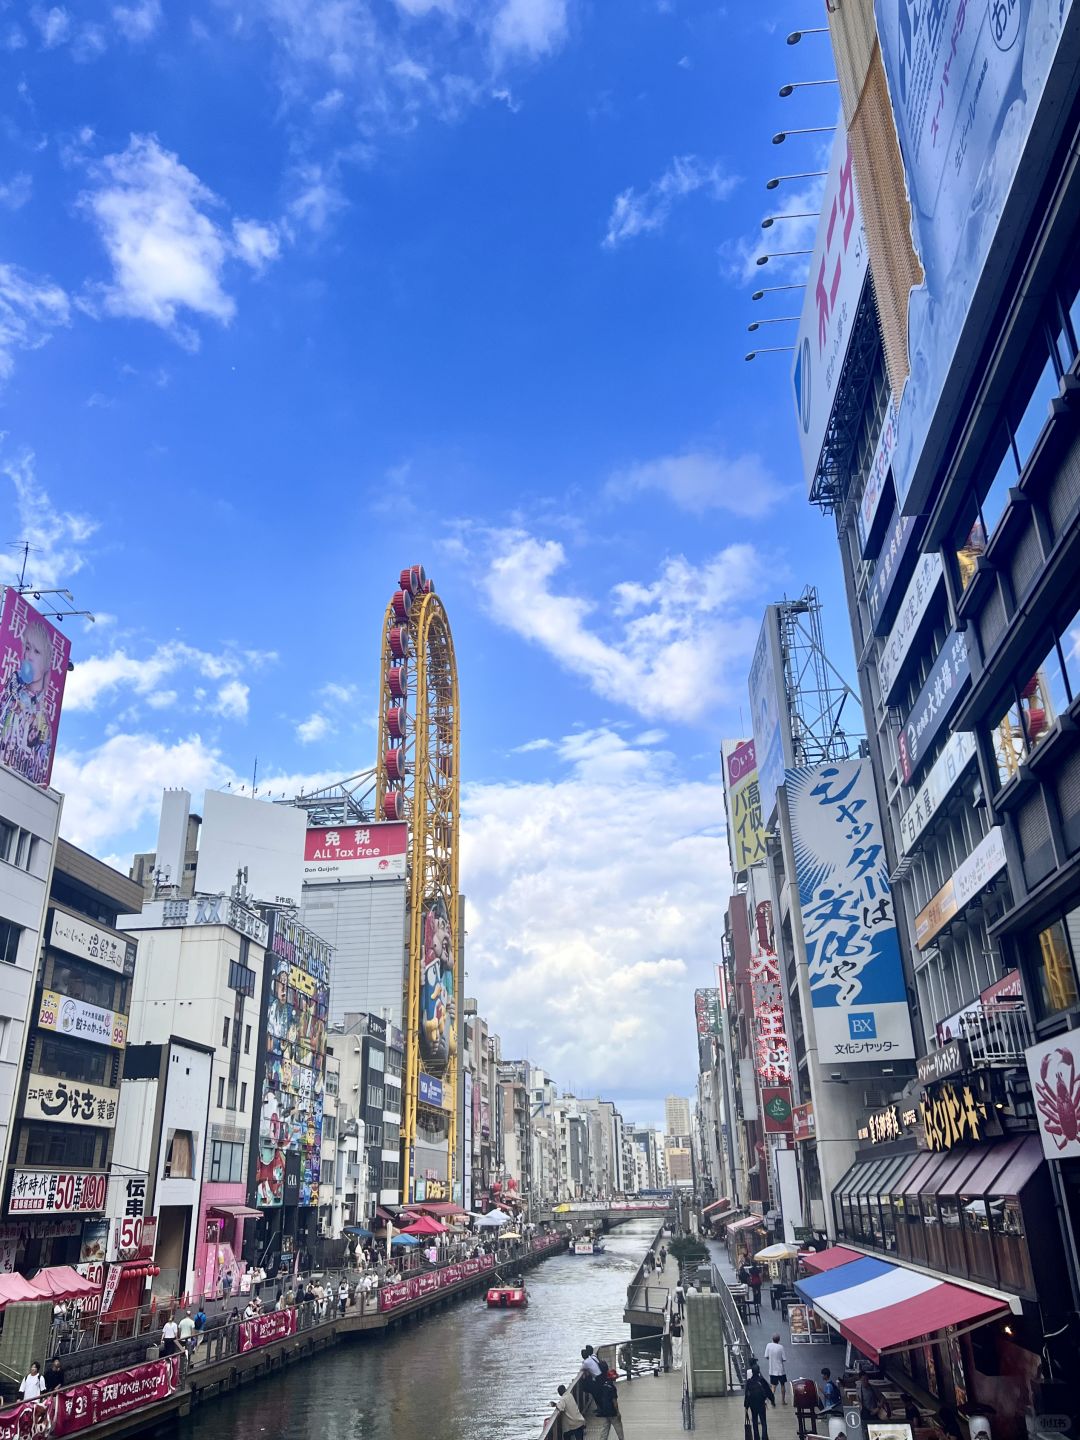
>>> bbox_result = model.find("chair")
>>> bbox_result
[746,1298,762,1323]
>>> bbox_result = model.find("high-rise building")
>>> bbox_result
[664,1095,691,1139]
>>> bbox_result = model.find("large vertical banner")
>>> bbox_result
[787,757,914,1063]
[876,0,1076,508]
[722,738,767,873]
[462,1071,473,1213]
[258,914,331,1208]
[748,895,791,1086]
[419,895,455,1069]
[748,608,794,823]
[0,589,71,787]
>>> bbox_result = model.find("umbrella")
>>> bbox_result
[754,1243,801,1262]
[391,1234,419,1247]
[400,1215,446,1236]
[476,1209,511,1228]
[343,1226,373,1238]
[500,1231,522,1241]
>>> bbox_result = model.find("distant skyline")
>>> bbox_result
[1,0,854,1136]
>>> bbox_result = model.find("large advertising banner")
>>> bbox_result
[694,988,722,1037]
[748,608,794,821]
[303,822,408,882]
[38,991,127,1049]
[9,1171,108,1214]
[791,127,869,495]
[23,1077,119,1129]
[876,0,1077,511]
[0,589,71,788]
[787,757,915,1063]
[748,897,791,1086]
[419,895,455,1069]
[722,738,767,873]
[257,914,331,1209]
[1027,1032,1080,1160]
[898,629,971,785]
[238,1307,297,1352]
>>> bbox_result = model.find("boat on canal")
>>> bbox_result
[569,1231,606,1256]
[486,1284,528,1309]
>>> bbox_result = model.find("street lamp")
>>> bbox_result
[747,318,799,331]
[766,171,827,190]
[787,27,828,44]
[773,126,836,145]
[752,283,806,300]
[761,212,818,229]
[745,347,796,360]
[755,249,812,266]
[779,79,839,97]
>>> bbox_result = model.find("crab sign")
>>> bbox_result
[1035,1045,1080,1150]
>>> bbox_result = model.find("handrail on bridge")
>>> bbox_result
[625,1222,667,1312]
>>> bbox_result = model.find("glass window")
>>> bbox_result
[323,1114,337,1142]
[1069,279,1080,365]
[994,1197,1034,1292]
[240,1082,247,1112]
[216,1076,225,1108]
[165,1130,193,1179]
[37,1034,109,1085]
[209,1140,243,1183]
[244,1025,251,1055]
[368,1048,385,1072]
[0,919,20,967]
[24,1124,97,1168]
[0,821,15,863]
[222,1016,230,1048]
[1060,606,1080,700]
[1027,917,1080,1020]
[952,496,986,592]
[989,694,1025,787]
[48,957,114,1007]
[227,961,256,997]
[1013,352,1059,471]
[320,1159,334,1185]
[15,831,32,870]
[979,430,1019,537]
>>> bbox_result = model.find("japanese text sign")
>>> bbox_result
[898,628,970,785]
[722,738,767,874]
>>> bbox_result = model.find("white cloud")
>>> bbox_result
[214,679,250,720]
[112,0,162,41]
[511,736,554,753]
[319,682,356,704]
[0,263,70,380]
[473,527,769,723]
[490,0,567,60]
[0,451,95,588]
[0,174,32,210]
[79,135,280,343]
[604,156,738,249]
[232,218,281,272]
[285,163,346,235]
[718,173,827,284]
[462,728,729,1104]
[30,5,72,47]
[296,712,330,743]
[608,449,790,519]
[64,641,276,712]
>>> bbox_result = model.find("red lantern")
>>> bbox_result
[1026,707,1047,740]
[391,589,412,622]
[1021,676,1039,700]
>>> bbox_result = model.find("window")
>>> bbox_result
[320,1158,334,1185]
[216,1076,225,1108]
[367,1084,384,1110]
[381,1161,399,1187]
[1060,604,1080,700]
[222,1016,230,1048]
[0,919,21,967]
[244,1025,251,1055]
[164,1129,194,1179]
[0,821,14,861]
[240,1082,247,1112]
[368,1048,385,1073]
[1012,352,1059,471]
[1027,916,1080,1020]
[325,1069,339,1097]
[383,1121,400,1151]
[37,1034,109,1086]
[227,961,256,997]
[209,1139,244,1183]
[322,1114,336,1142]
[48,958,114,1008]
[24,1123,98,1168]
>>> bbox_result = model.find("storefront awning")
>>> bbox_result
[400,1201,465,1218]
[210,1204,262,1221]
[799,1245,863,1274]
[702,1199,731,1215]
[796,1253,1014,1361]
[727,1214,766,1233]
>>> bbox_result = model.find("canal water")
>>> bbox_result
[177,1219,655,1440]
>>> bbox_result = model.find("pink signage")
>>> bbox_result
[238,1307,297,1353]
[0,590,71,788]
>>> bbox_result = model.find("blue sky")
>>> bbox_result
[0,0,855,1133]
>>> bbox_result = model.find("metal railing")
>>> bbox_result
[961,1001,1032,1066]
[709,1262,753,1390]
[540,1335,669,1440]
[625,1222,667,1312]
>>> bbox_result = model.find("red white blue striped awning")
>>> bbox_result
[795,1254,1012,1361]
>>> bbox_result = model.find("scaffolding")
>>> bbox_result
[776,586,861,767]
[279,770,377,828]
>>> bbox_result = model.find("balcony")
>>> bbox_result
[960,1001,1032,1068]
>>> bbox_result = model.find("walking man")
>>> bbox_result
[764,1333,789,1405]
[595,1368,625,1440]
[551,1384,586,1440]
[580,1346,604,1413]
[337,1279,349,1315]
[675,1280,685,1315]
[745,1362,776,1440]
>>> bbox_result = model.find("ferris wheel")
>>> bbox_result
[375,565,461,1206]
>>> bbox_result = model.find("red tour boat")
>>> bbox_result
[486,1286,528,1309]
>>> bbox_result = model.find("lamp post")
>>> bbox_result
[786,27,829,44]
[747,318,799,331]
[766,171,827,191]
[772,126,836,145]
[745,347,796,361]
[761,212,819,230]
[779,79,839,97]
[755,249,812,267]
[752,284,806,300]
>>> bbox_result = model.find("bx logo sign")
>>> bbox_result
[848,1012,877,1039]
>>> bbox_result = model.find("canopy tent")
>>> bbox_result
[391,1234,420,1248]
[795,1253,1013,1361]
[476,1209,512,1228]
[500,1231,522,1241]
[727,1215,766,1234]
[702,1199,731,1215]
[799,1245,864,1275]
[343,1226,373,1238]
[210,1204,261,1221]
[754,1243,800,1262]
[400,1215,446,1237]
[400,1201,466,1219]
[26,1266,100,1303]
[0,1274,42,1308]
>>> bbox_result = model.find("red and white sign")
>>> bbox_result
[49,1355,181,1436]
[303,823,407,883]
[791,1102,816,1143]
[9,1171,108,1215]
[109,1215,157,1263]
[100,1265,123,1316]
[238,1307,297,1353]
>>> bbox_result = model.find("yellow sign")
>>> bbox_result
[921,1082,986,1151]
[289,964,316,997]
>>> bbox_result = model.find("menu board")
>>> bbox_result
[789,1303,831,1345]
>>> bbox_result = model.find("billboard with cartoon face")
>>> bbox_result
[0,589,71,788]
[419,895,455,1069]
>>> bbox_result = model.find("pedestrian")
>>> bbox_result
[178,1311,196,1354]
[737,1261,751,1286]
[675,1280,685,1315]
[193,1305,207,1334]
[295,1280,306,1307]
[819,1368,842,1414]
[748,1264,762,1308]
[580,1346,604,1413]
[660,1245,667,1270]
[338,1279,349,1315]
[551,1384,586,1440]
[764,1333,788,1405]
[161,1315,180,1356]
[858,1372,882,1426]
[744,1362,775,1440]
[670,1311,683,1365]
[43,1357,64,1392]
[243,1300,258,1322]
[221,1269,233,1303]
[594,1368,625,1440]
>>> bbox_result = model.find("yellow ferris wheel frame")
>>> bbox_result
[375,577,460,1207]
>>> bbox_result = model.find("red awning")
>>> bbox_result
[210,1204,261,1221]
[800,1245,863,1274]
[840,1281,1008,1361]
[26,1266,100,1303]
[702,1199,730,1215]
[400,1201,465,1218]
[727,1215,766,1233]
[0,1273,43,1308]
[400,1215,446,1236]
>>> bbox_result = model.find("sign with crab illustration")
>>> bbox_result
[1027,1035,1080,1161]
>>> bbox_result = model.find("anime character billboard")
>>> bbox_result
[257,916,331,1207]
[0,589,71,788]
[419,895,455,1069]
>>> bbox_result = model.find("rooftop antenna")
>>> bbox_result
[8,541,96,627]
[251,756,258,797]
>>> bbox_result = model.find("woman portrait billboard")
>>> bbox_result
[419,895,455,1067]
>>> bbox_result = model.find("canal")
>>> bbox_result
[176,1220,655,1440]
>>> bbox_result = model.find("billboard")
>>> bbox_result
[867,509,922,637]
[1027,1033,1080,1161]
[791,126,869,496]
[50,909,135,977]
[787,757,914,1063]
[761,1086,793,1134]
[195,790,306,907]
[899,730,977,856]
[38,991,127,1049]
[877,551,944,703]
[0,589,71,788]
[24,1075,119,1128]
[722,738,767,873]
[303,821,408,883]
[876,0,1077,511]
[419,895,455,1069]
[898,629,971,785]
[914,826,1008,951]
[9,1170,108,1214]
[748,897,791,1085]
[418,1072,444,1108]
[748,607,793,819]
[857,399,898,558]
[256,913,331,1208]
[694,988,721,1038]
